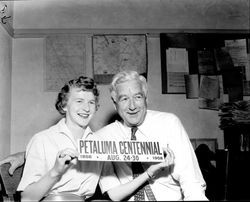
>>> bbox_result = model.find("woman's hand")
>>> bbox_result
[50,148,79,178]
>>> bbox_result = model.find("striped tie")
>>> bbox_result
[131,127,156,201]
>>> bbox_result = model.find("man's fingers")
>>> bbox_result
[8,161,22,175]
[0,158,11,165]
[0,158,15,175]
[8,166,16,175]
[151,146,175,177]
[163,146,175,164]
[167,150,174,164]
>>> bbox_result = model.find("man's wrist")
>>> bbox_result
[146,169,155,180]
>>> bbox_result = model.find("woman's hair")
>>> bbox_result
[110,70,147,102]
[55,76,99,115]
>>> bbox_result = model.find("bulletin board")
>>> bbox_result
[160,32,250,110]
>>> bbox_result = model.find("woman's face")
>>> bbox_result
[64,87,97,129]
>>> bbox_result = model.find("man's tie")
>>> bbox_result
[131,127,156,201]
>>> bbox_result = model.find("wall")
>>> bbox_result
[11,37,118,153]
[11,35,224,153]
[13,0,249,30]
[11,38,58,153]
[10,0,250,153]
[147,37,223,145]
[0,25,12,159]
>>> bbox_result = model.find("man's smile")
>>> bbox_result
[127,111,139,116]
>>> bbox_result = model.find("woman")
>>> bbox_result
[17,76,102,201]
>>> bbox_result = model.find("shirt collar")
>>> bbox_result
[138,110,149,130]
[117,110,149,138]
[57,118,93,139]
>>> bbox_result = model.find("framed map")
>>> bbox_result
[45,34,86,91]
[92,34,147,84]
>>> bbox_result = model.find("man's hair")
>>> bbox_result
[110,70,147,102]
[55,76,99,115]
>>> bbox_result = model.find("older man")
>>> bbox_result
[96,70,207,201]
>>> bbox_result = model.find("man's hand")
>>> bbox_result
[146,145,175,179]
[0,151,25,175]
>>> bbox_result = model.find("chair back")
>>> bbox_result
[0,163,24,201]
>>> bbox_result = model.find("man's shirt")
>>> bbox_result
[97,110,208,201]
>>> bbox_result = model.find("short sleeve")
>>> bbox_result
[17,134,47,191]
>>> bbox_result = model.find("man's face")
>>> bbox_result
[114,79,147,127]
[64,88,96,129]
